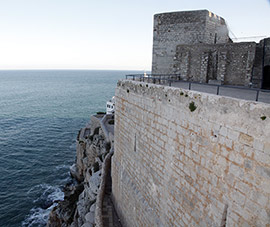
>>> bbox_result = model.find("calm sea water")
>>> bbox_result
[0,70,140,227]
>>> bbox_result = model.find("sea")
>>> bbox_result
[0,70,141,227]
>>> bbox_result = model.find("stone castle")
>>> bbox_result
[152,10,270,89]
[112,10,270,226]
[48,10,270,227]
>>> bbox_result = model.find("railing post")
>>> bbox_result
[133,75,135,80]
[126,75,128,79]
[169,80,171,87]
[189,82,191,90]
[217,86,220,95]
[256,90,259,101]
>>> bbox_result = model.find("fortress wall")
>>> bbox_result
[174,42,256,86]
[112,80,270,226]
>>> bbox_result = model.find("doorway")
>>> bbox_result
[262,65,270,89]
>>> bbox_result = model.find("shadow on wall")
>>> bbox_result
[262,65,270,89]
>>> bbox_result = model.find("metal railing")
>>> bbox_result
[125,74,270,102]
[126,74,180,86]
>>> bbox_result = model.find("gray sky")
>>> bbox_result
[0,0,269,70]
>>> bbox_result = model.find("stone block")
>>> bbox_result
[255,166,270,179]
[253,139,264,151]
[250,190,268,207]
[264,142,270,153]
[231,190,246,207]
[239,133,254,147]
[244,159,253,170]
[227,129,240,141]
[235,181,250,195]
[219,126,228,137]
[229,163,244,179]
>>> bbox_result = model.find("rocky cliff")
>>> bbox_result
[47,114,114,227]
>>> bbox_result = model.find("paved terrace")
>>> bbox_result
[171,81,270,104]
[125,74,270,104]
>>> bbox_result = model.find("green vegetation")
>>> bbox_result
[189,102,197,112]
[261,116,267,120]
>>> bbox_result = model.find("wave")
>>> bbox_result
[22,205,55,227]
[23,184,64,227]
[55,164,70,171]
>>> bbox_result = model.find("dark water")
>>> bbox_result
[0,70,140,227]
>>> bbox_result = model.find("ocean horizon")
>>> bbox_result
[0,69,142,227]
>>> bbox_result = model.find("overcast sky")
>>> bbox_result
[0,0,269,70]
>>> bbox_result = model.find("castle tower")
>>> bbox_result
[151,10,230,74]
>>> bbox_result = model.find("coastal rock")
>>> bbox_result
[90,114,103,137]
[85,211,95,224]
[69,164,77,179]
[90,203,96,213]
[76,197,88,223]
[89,170,102,195]
[47,114,112,227]
[75,142,85,182]
[47,183,84,227]
[85,144,97,169]
[81,222,94,227]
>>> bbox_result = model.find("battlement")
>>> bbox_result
[154,10,210,24]
[153,10,229,46]
[154,10,226,26]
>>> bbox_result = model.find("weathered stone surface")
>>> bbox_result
[85,212,95,224]
[81,222,94,227]
[90,203,96,213]
[76,142,85,182]
[47,116,112,226]
[85,144,97,169]
[89,170,102,195]
[69,164,77,180]
[112,80,270,226]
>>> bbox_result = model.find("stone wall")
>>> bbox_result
[112,80,270,226]
[152,10,229,74]
[151,10,270,89]
[173,42,256,86]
